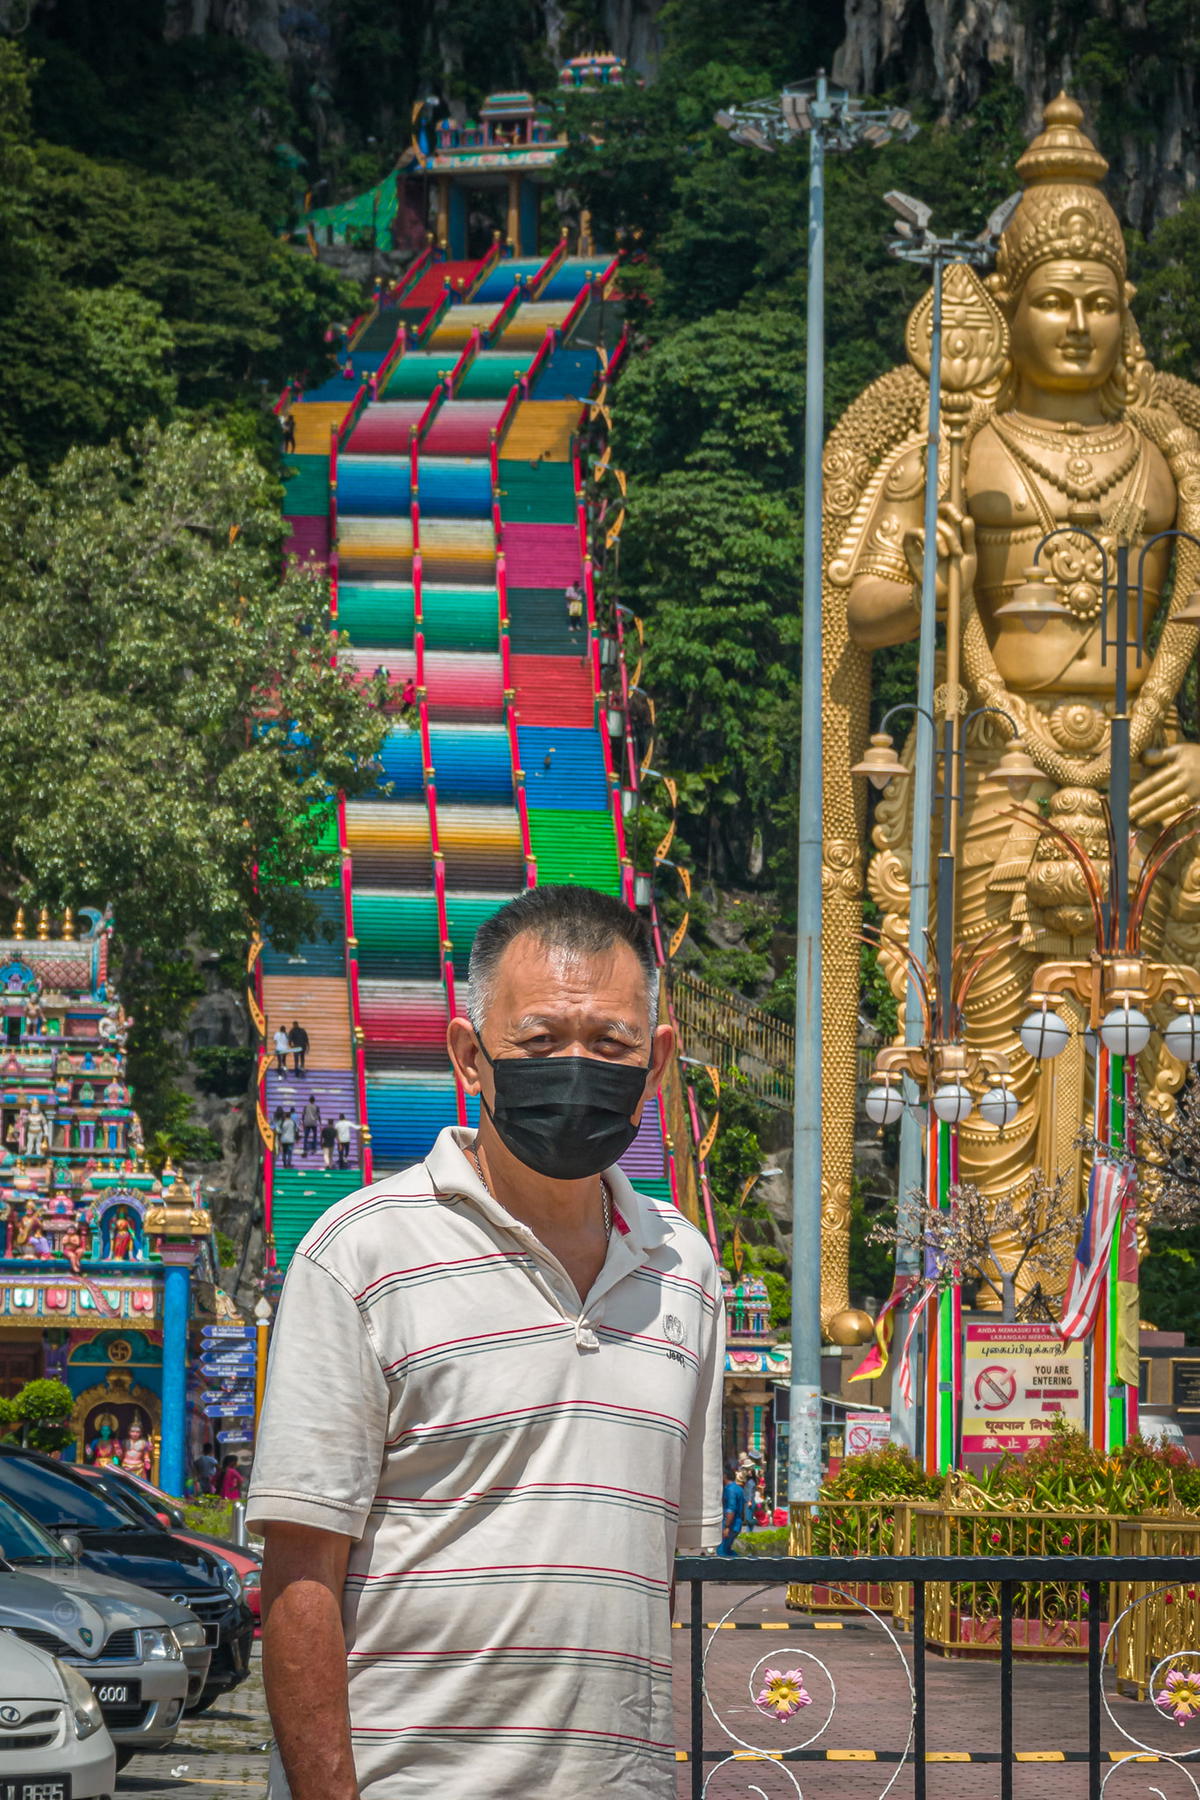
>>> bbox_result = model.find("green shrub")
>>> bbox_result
[14,1378,75,1453]
[734,1526,789,1557]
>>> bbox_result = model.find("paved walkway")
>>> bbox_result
[115,1603,1200,1799]
[117,1652,271,1798]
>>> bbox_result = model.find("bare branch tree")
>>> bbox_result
[868,1168,1080,1322]
[1080,1080,1200,1231]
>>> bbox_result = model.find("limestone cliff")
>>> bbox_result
[834,0,1199,226]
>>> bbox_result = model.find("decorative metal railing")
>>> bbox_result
[670,967,796,1107]
[679,1552,1200,1799]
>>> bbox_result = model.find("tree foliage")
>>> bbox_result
[0,422,387,1087]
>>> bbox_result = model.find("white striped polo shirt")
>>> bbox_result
[249,1125,724,1800]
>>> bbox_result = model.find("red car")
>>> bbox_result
[74,1465,262,1625]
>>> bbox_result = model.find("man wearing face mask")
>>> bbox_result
[250,885,725,1800]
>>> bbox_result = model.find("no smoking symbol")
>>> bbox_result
[974,1365,1016,1411]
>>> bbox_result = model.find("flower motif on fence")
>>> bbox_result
[1154,1668,1200,1726]
[754,1668,812,1720]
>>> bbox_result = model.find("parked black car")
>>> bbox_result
[0,1447,253,1711]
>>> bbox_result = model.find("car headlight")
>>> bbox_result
[137,1628,182,1661]
[220,1565,243,1602]
[57,1661,106,1740]
[172,1621,206,1650]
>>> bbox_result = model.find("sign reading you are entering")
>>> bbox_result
[962,1323,1085,1455]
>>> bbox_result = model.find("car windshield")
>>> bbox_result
[0,1495,70,1565]
[0,1455,144,1533]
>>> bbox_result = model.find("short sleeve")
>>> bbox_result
[675,1276,725,1553]
[247,1253,390,1538]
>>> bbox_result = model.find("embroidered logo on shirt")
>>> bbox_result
[663,1313,685,1346]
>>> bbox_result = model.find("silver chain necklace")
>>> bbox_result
[468,1145,613,1241]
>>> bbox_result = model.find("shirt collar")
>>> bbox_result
[423,1125,674,1254]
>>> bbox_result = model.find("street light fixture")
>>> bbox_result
[875,191,1015,1459]
[716,71,918,1508]
[1006,515,1200,1451]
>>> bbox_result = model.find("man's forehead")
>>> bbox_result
[490,933,646,999]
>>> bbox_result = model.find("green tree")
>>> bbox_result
[0,421,387,1126]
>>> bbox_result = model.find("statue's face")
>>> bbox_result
[1010,259,1123,394]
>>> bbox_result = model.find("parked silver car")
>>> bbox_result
[0,1627,116,1800]
[0,1497,209,1762]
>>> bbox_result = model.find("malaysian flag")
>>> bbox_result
[1060,1159,1131,1342]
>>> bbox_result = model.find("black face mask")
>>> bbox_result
[477,1041,650,1180]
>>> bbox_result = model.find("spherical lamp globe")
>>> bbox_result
[1018,1007,1070,1060]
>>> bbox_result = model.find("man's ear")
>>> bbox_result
[447,1017,483,1094]
[646,1021,675,1096]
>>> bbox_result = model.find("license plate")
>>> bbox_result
[90,1679,141,1708]
[0,1779,72,1800]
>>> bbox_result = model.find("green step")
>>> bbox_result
[356,310,403,352]
[422,587,499,651]
[337,584,416,648]
[384,356,450,400]
[457,353,536,400]
[445,895,510,974]
[337,584,499,652]
[497,460,577,524]
[282,454,329,518]
[272,1168,364,1271]
[353,893,441,978]
[631,1177,674,1205]
[528,810,620,895]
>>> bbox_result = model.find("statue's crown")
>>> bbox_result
[993,93,1126,300]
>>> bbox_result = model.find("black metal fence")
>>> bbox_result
[676,1553,1200,1799]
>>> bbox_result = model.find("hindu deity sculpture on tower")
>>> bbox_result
[0,903,212,1465]
[819,95,1200,1319]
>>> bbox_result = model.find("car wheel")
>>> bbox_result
[186,1688,226,1715]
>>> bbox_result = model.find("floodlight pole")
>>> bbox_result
[790,70,829,1507]
[718,74,917,1505]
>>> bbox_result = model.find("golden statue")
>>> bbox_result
[821,94,1200,1321]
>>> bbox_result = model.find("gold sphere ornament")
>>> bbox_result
[826,1307,876,1347]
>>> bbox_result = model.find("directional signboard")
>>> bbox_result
[217,1429,253,1446]
[200,1357,256,1376]
[202,1390,255,1409]
[202,1326,255,1340]
[203,1403,254,1419]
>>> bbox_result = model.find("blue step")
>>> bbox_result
[517,726,610,810]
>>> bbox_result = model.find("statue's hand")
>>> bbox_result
[902,502,978,603]
[1130,744,1200,828]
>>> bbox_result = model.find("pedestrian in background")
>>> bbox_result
[301,1095,321,1158]
[289,1020,309,1075]
[194,1441,218,1495]
[219,1456,244,1502]
[277,1108,297,1169]
[273,1024,290,1075]
[319,1118,336,1170]
[718,1460,746,1557]
[253,884,724,1800]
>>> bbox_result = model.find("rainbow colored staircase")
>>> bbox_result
[263,241,681,1268]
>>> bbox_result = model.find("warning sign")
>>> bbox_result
[962,1323,1084,1455]
[844,1412,891,1456]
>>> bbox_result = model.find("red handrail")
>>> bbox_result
[529,232,569,300]
[340,794,372,1183]
[446,326,482,398]
[491,378,525,458]
[484,278,526,347]
[392,240,436,305]
[522,324,557,398]
[557,276,595,347]
[464,233,505,300]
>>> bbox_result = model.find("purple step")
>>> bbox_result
[619,1102,665,1180]
[266,1068,358,1169]
[286,516,330,566]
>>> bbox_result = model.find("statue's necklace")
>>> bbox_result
[993,413,1139,505]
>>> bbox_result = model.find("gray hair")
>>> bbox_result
[466,885,660,1036]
